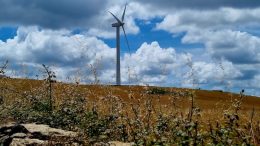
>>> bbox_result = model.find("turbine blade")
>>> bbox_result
[122,25,130,53]
[109,11,122,23]
[121,4,127,22]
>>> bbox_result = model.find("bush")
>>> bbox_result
[147,87,167,95]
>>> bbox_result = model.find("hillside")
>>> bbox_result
[1,78,260,120]
[1,77,260,145]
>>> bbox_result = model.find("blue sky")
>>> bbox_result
[0,27,17,41]
[0,0,260,96]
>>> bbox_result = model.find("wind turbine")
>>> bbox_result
[109,4,130,86]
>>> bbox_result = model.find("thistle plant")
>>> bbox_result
[42,64,56,112]
[0,60,8,77]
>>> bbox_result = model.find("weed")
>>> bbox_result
[42,64,56,112]
[147,87,167,95]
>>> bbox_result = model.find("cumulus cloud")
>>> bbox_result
[182,30,260,64]
[156,8,260,33]
[155,8,260,64]
[122,41,177,84]
[188,60,241,85]
[0,26,116,82]
[122,41,241,87]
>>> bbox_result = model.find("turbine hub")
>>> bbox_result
[112,22,124,27]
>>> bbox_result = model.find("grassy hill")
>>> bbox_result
[2,77,260,111]
[1,77,260,145]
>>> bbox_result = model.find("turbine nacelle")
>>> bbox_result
[109,4,127,27]
[112,22,124,27]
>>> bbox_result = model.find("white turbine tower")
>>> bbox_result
[109,4,130,86]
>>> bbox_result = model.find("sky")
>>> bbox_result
[0,0,260,96]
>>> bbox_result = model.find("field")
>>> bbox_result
[1,77,260,145]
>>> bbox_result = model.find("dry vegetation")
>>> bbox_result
[1,63,260,145]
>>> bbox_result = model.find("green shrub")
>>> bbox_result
[148,87,167,95]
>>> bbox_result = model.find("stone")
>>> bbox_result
[0,122,16,128]
[10,133,27,138]
[10,138,46,146]
[0,135,12,146]
[0,127,10,135]
[94,142,109,146]
[22,123,77,137]
[10,124,29,135]
[95,141,134,146]
[108,141,134,146]
[0,122,15,134]
[1,123,80,146]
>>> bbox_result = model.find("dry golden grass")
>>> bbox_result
[2,77,260,123]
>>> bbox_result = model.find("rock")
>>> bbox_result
[10,124,29,135]
[10,133,27,138]
[10,138,46,146]
[0,122,16,128]
[0,122,15,134]
[94,142,109,146]
[108,141,134,146]
[0,127,10,135]
[1,123,80,146]
[22,123,77,137]
[0,135,12,146]
[94,141,134,146]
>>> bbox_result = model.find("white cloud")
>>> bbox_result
[156,8,260,33]
[0,26,115,82]
[182,29,260,64]
[122,41,178,84]
[192,60,241,83]
[179,56,242,88]
[121,41,241,88]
